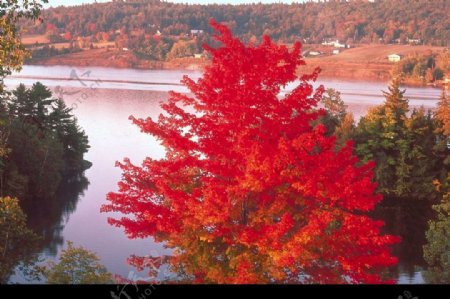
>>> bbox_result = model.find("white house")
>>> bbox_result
[407,38,421,45]
[308,51,321,56]
[322,39,346,48]
[190,29,204,36]
[388,54,402,62]
[333,41,346,48]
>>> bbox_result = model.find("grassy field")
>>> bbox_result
[303,44,447,81]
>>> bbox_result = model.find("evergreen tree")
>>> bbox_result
[423,174,450,283]
[433,87,450,187]
[1,83,90,200]
[435,88,450,137]
[354,79,444,200]
[404,108,441,199]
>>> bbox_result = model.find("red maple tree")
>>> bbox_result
[102,20,399,284]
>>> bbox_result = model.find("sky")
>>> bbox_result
[46,0,305,8]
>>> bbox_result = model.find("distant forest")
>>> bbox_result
[21,0,450,46]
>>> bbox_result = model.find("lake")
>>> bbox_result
[5,65,443,284]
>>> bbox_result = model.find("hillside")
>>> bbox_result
[21,0,449,46]
[303,44,447,80]
[20,0,450,83]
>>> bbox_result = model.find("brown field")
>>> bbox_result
[27,44,448,82]
[92,41,116,48]
[29,48,139,68]
[27,47,209,70]
[303,44,447,81]
[51,42,71,50]
[21,34,50,45]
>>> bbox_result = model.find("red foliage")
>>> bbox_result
[45,23,56,33]
[64,31,72,41]
[88,22,97,33]
[102,19,399,284]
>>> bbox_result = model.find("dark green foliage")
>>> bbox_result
[29,45,82,60]
[423,176,450,283]
[353,79,449,200]
[392,54,447,84]
[0,83,90,201]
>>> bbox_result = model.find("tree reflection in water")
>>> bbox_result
[21,174,90,257]
[372,198,448,283]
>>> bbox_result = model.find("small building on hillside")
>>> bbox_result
[194,53,203,59]
[308,51,321,56]
[388,54,402,62]
[333,40,346,48]
[332,49,340,55]
[322,39,346,48]
[407,38,421,45]
[190,29,204,37]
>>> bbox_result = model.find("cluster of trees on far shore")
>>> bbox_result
[19,0,450,63]
[392,51,450,84]
[22,0,449,47]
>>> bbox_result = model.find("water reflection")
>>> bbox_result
[21,174,90,257]
[371,199,435,283]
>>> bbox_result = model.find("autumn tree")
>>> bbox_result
[334,113,356,149]
[0,197,40,283]
[166,40,197,60]
[316,88,354,148]
[435,88,450,137]
[317,88,348,135]
[0,0,48,90]
[102,20,399,284]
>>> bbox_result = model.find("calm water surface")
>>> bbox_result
[5,65,442,283]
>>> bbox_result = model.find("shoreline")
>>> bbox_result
[25,44,448,88]
[26,58,440,89]
[24,60,444,90]
[27,57,390,82]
